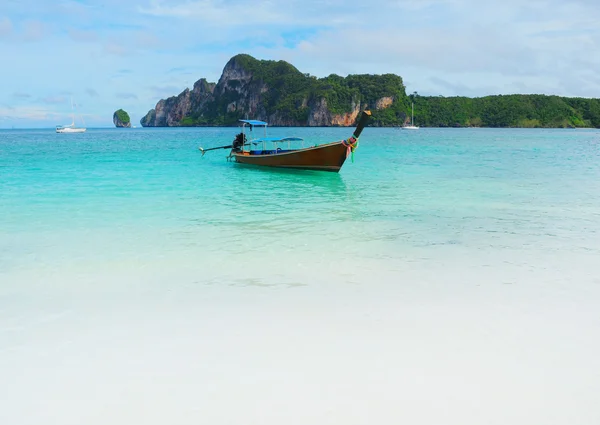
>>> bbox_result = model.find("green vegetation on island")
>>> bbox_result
[113,109,132,128]
[143,54,600,128]
[115,109,130,124]
[409,93,600,128]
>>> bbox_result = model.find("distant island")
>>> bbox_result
[113,109,131,128]
[140,54,600,128]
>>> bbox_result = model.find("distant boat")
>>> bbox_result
[402,102,419,130]
[56,98,86,133]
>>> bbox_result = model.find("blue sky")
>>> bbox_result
[1,0,599,128]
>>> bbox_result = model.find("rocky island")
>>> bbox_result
[140,54,600,128]
[113,109,131,128]
[141,54,408,127]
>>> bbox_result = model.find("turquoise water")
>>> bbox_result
[2,127,599,284]
[2,127,600,424]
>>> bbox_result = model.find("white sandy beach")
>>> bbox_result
[2,251,599,425]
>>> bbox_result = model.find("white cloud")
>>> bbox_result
[22,20,47,42]
[13,91,32,99]
[132,0,600,90]
[116,92,139,99]
[0,17,12,38]
[41,95,68,104]
[68,28,99,42]
[134,31,160,49]
[103,41,130,56]
[236,0,600,97]
[148,84,185,99]
[139,0,329,26]
[0,104,63,122]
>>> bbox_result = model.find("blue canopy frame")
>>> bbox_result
[239,119,268,127]
[238,119,304,153]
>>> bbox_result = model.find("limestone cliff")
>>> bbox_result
[140,54,407,127]
[140,79,215,127]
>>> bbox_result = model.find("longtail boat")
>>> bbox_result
[199,110,371,172]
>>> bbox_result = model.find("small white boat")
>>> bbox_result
[56,124,86,133]
[402,102,419,130]
[56,98,86,133]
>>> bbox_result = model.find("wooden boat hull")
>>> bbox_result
[231,141,349,172]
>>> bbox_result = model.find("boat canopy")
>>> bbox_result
[253,137,304,143]
[239,119,268,126]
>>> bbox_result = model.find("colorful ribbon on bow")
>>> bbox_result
[342,136,359,162]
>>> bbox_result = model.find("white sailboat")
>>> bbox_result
[402,102,419,130]
[56,98,86,133]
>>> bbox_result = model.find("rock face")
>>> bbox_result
[113,109,131,128]
[140,54,405,127]
[375,96,394,110]
[141,79,215,127]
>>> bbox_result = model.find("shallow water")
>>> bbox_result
[1,127,600,424]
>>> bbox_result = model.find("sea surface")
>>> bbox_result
[1,126,600,425]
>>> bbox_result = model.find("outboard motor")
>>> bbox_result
[232,132,246,152]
